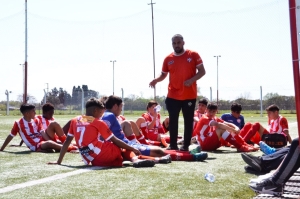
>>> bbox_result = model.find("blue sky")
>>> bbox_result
[0,0,294,102]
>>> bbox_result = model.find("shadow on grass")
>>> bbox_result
[208,149,240,154]
[205,157,217,160]
[243,166,267,176]
[59,164,129,171]
[5,150,33,155]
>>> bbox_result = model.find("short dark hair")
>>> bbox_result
[85,97,105,109]
[20,103,35,114]
[147,100,158,109]
[172,34,184,41]
[198,98,208,106]
[105,95,123,109]
[42,103,54,113]
[99,96,108,106]
[231,102,242,112]
[206,102,218,110]
[266,104,279,112]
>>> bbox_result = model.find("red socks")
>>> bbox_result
[136,134,148,145]
[164,150,194,161]
[222,132,243,149]
[239,122,252,137]
[243,122,260,142]
[59,135,67,143]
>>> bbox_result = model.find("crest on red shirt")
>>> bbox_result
[168,60,174,65]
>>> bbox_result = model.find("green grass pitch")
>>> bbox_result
[0,114,298,199]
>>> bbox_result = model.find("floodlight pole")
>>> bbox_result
[148,0,156,100]
[110,60,116,95]
[214,55,221,106]
[43,89,47,104]
[5,90,12,115]
[288,0,300,144]
[23,0,28,103]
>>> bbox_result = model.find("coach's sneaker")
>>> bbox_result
[249,178,283,196]
[189,145,201,155]
[179,145,189,151]
[133,159,155,168]
[165,145,179,150]
[177,139,184,145]
[259,141,276,155]
[158,154,172,164]
[193,152,208,161]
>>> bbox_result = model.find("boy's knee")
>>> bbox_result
[155,148,165,156]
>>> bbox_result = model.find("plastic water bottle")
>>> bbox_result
[205,173,215,182]
[154,105,161,113]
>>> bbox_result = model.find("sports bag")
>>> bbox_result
[261,134,287,148]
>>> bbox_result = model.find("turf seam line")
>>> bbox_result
[0,166,104,194]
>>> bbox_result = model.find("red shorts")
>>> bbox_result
[34,137,46,152]
[92,142,123,167]
[147,131,160,141]
[162,121,169,133]
[200,132,221,151]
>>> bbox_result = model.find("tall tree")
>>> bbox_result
[17,94,37,104]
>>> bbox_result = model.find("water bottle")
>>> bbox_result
[154,105,161,113]
[204,173,215,182]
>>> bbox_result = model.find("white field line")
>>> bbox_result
[0,122,298,194]
[0,166,104,194]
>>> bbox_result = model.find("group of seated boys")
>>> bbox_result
[1,95,299,196]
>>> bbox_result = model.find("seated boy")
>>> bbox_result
[136,100,170,147]
[0,104,76,152]
[193,102,258,152]
[48,97,157,167]
[241,104,292,146]
[36,103,68,144]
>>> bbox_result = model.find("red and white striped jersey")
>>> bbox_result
[194,115,224,143]
[268,115,289,134]
[194,110,204,120]
[68,115,114,165]
[193,110,204,127]
[36,115,55,129]
[10,117,44,151]
[141,112,166,135]
[117,115,126,124]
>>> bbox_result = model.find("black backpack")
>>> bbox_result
[261,134,287,148]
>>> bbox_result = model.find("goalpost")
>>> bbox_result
[288,0,300,142]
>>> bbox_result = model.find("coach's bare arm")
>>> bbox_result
[149,72,168,88]
[184,64,206,87]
